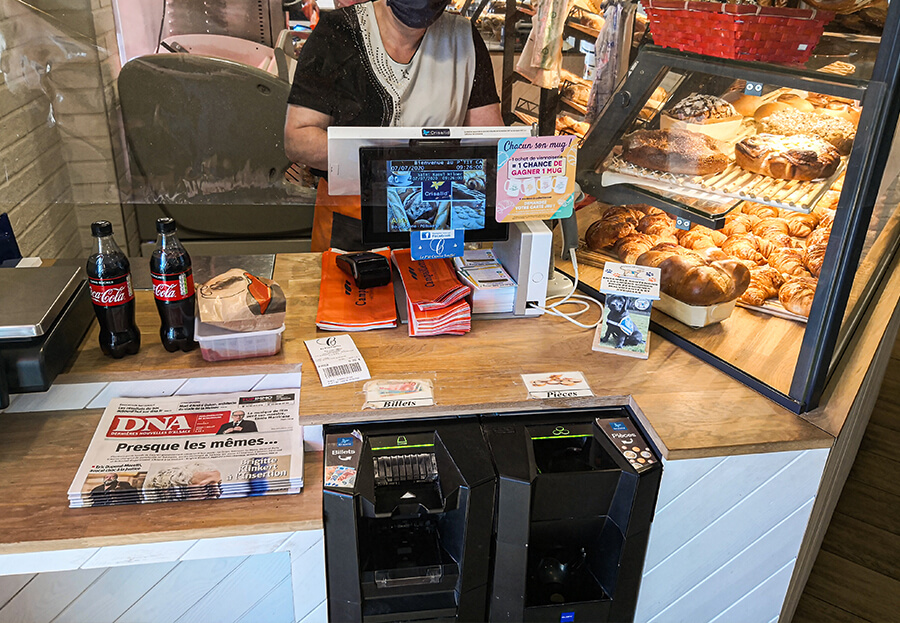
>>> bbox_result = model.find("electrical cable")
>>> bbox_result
[527,249,603,329]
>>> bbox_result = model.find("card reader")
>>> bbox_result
[336,252,392,290]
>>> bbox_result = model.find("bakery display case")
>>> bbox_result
[572,4,900,412]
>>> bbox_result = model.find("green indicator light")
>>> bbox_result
[530,434,593,440]
[370,443,435,451]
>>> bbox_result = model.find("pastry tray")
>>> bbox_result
[601,152,847,217]
[575,244,808,324]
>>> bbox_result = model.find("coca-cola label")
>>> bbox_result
[89,273,135,307]
[151,269,195,302]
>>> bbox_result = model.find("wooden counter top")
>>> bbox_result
[60,253,832,460]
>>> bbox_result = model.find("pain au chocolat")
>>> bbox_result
[621,129,729,176]
[735,134,841,181]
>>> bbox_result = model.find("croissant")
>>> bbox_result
[756,230,796,253]
[778,210,820,237]
[752,217,791,238]
[768,247,810,278]
[779,277,817,317]
[805,243,827,277]
[818,209,836,230]
[614,232,657,264]
[585,215,636,250]
[722,234,766,264]
[722,213,761,236]
[637,213,677,237]
[635,204,665,216]
[755,232,790,259]
[742,202,779,219]
[806,227,831,248]
[740,266,785,306]
[604,205,647,222]
[815,189,841,212]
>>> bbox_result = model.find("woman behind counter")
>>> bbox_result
[284,0,503,251]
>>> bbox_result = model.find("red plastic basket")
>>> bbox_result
[644,1,834,64]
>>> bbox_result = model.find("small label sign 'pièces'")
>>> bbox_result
[521,371,593,400]
[363,379,435,409]
[304,334,371,387]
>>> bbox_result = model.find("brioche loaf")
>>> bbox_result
[735,134,841,181]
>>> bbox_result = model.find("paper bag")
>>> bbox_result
[198,268,286,332]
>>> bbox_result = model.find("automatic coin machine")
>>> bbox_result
[323,407,662,623]
[483,407,663,622]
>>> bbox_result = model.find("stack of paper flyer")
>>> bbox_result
[453,249,517,314]
[393,249,471,336]
[68,390,304,507]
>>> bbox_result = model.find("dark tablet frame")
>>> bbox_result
[359,142,508,248]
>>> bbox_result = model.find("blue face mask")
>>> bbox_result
[386,0,449,29]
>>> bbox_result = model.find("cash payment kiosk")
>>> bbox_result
[483,407,663,622]
[322,418,497,622]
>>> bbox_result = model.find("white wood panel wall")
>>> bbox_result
[635,448,829,623]
[0,533,326,623]
[0,449,828,623]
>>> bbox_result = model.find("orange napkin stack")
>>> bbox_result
[316,248,398,331]
[392,249,471,336]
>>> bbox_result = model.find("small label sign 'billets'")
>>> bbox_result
[363,379,435,409]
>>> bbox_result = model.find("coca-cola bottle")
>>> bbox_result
[87,221,141,358]
[150,217,196,352]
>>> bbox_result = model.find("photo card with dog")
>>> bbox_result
[592,262,661,360]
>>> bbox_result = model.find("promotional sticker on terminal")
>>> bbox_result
[496,135,577,222]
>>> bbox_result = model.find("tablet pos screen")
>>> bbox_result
[359,143,508,247]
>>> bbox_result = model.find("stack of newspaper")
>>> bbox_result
[453,249,517,314]
[68,390,304,507]
[392,249,471,336]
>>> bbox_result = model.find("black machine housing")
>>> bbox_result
[323,417,497,622]
[484,406,663,623]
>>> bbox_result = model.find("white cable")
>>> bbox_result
[528,249,603,329]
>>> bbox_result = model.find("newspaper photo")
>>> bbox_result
[68,391,304,508]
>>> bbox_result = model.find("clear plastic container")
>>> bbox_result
[193,318,285,362]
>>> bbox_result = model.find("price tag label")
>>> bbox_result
[675,217,692,230]
[744,81,764,96]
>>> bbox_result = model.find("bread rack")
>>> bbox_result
[601,153,846,216]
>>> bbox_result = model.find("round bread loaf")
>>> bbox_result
[726,93,764,117]
[754,101,794,122]
[777,93,816,112]
[735,134,841,181]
